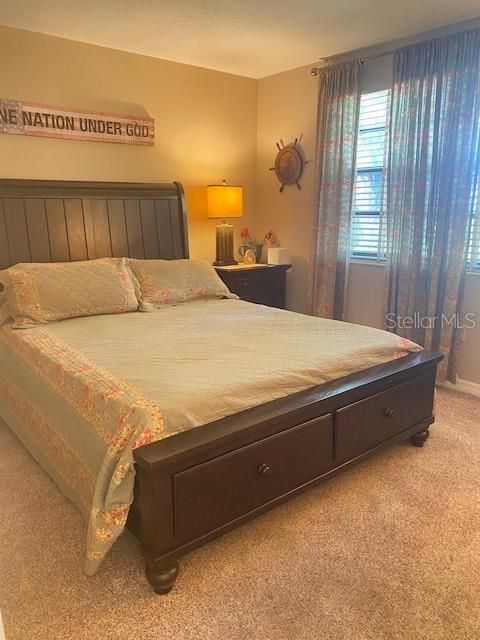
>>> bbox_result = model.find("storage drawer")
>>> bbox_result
[173,414,333,542]
[216,266,287,308]
[232,276,282,306]
[232,275,260,300]
[335,371,435,463]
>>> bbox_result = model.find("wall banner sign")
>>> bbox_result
[0,98,154,146]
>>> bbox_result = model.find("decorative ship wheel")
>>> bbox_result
[269,134,310,192]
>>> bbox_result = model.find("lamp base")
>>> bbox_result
[213,258,238,266]
[214,222,237,267]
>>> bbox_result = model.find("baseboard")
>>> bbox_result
[440,378,480,398]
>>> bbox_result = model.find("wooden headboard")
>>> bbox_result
[0,179,189,269]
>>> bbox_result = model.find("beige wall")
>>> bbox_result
[345,263,385,329]
[456,275,480,384]
[255,56,394,315]
[255,64,318,312]
[345,264,480,384]
[0,26,257,261]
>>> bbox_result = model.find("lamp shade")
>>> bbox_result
[207,184,243,219]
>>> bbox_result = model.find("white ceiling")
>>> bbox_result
[1,1,480,78]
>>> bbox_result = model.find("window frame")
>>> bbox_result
[467,182,480,272]
[350,90,389,262]
[349,89,480,269]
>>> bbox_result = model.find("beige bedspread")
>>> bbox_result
[0,299,420,573]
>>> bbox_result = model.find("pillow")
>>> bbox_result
[0,258,139,328]
[129,258,237,310]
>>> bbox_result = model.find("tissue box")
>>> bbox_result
[267,247,290,265]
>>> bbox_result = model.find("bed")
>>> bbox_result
[0,179,442,594]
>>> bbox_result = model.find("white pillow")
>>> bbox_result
[129,259,237,310]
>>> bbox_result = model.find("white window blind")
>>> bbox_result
[351,90,389,259]
[350,90,479,267]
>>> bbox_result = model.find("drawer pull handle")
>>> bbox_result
[257,463,271,477]
[383,408,395,418]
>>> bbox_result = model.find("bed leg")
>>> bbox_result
[410,428,430,448]
[145,557,179,594]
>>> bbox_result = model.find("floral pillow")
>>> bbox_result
[129,259,237,310]
[0,258,139,328]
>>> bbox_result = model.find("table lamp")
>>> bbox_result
[207,180,243,266]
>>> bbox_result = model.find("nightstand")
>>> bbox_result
[215,264,290,309]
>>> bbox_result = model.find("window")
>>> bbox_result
[350,90,480,267]
[468,181,480,270]
[350,90,389,259]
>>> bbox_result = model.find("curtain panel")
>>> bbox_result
[308,61,361,319]
[385,29,480,381]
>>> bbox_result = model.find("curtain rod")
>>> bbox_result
[310,48,396,76]
[311,20,480,76]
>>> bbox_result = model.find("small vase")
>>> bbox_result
[239,243,264,263]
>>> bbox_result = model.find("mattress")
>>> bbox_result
[0,299,421,573]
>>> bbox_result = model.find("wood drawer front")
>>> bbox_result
[221,273,261,303]
[218,268,286,308]
[335,371,435,463]
[174,414,333,542]
[231,275,261,300]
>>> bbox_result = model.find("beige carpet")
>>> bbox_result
[0,389,479,640]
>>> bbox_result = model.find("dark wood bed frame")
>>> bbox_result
[0,179,443,594]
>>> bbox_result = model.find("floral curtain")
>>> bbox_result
[385,29,480,381]
[308,61,361,319]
